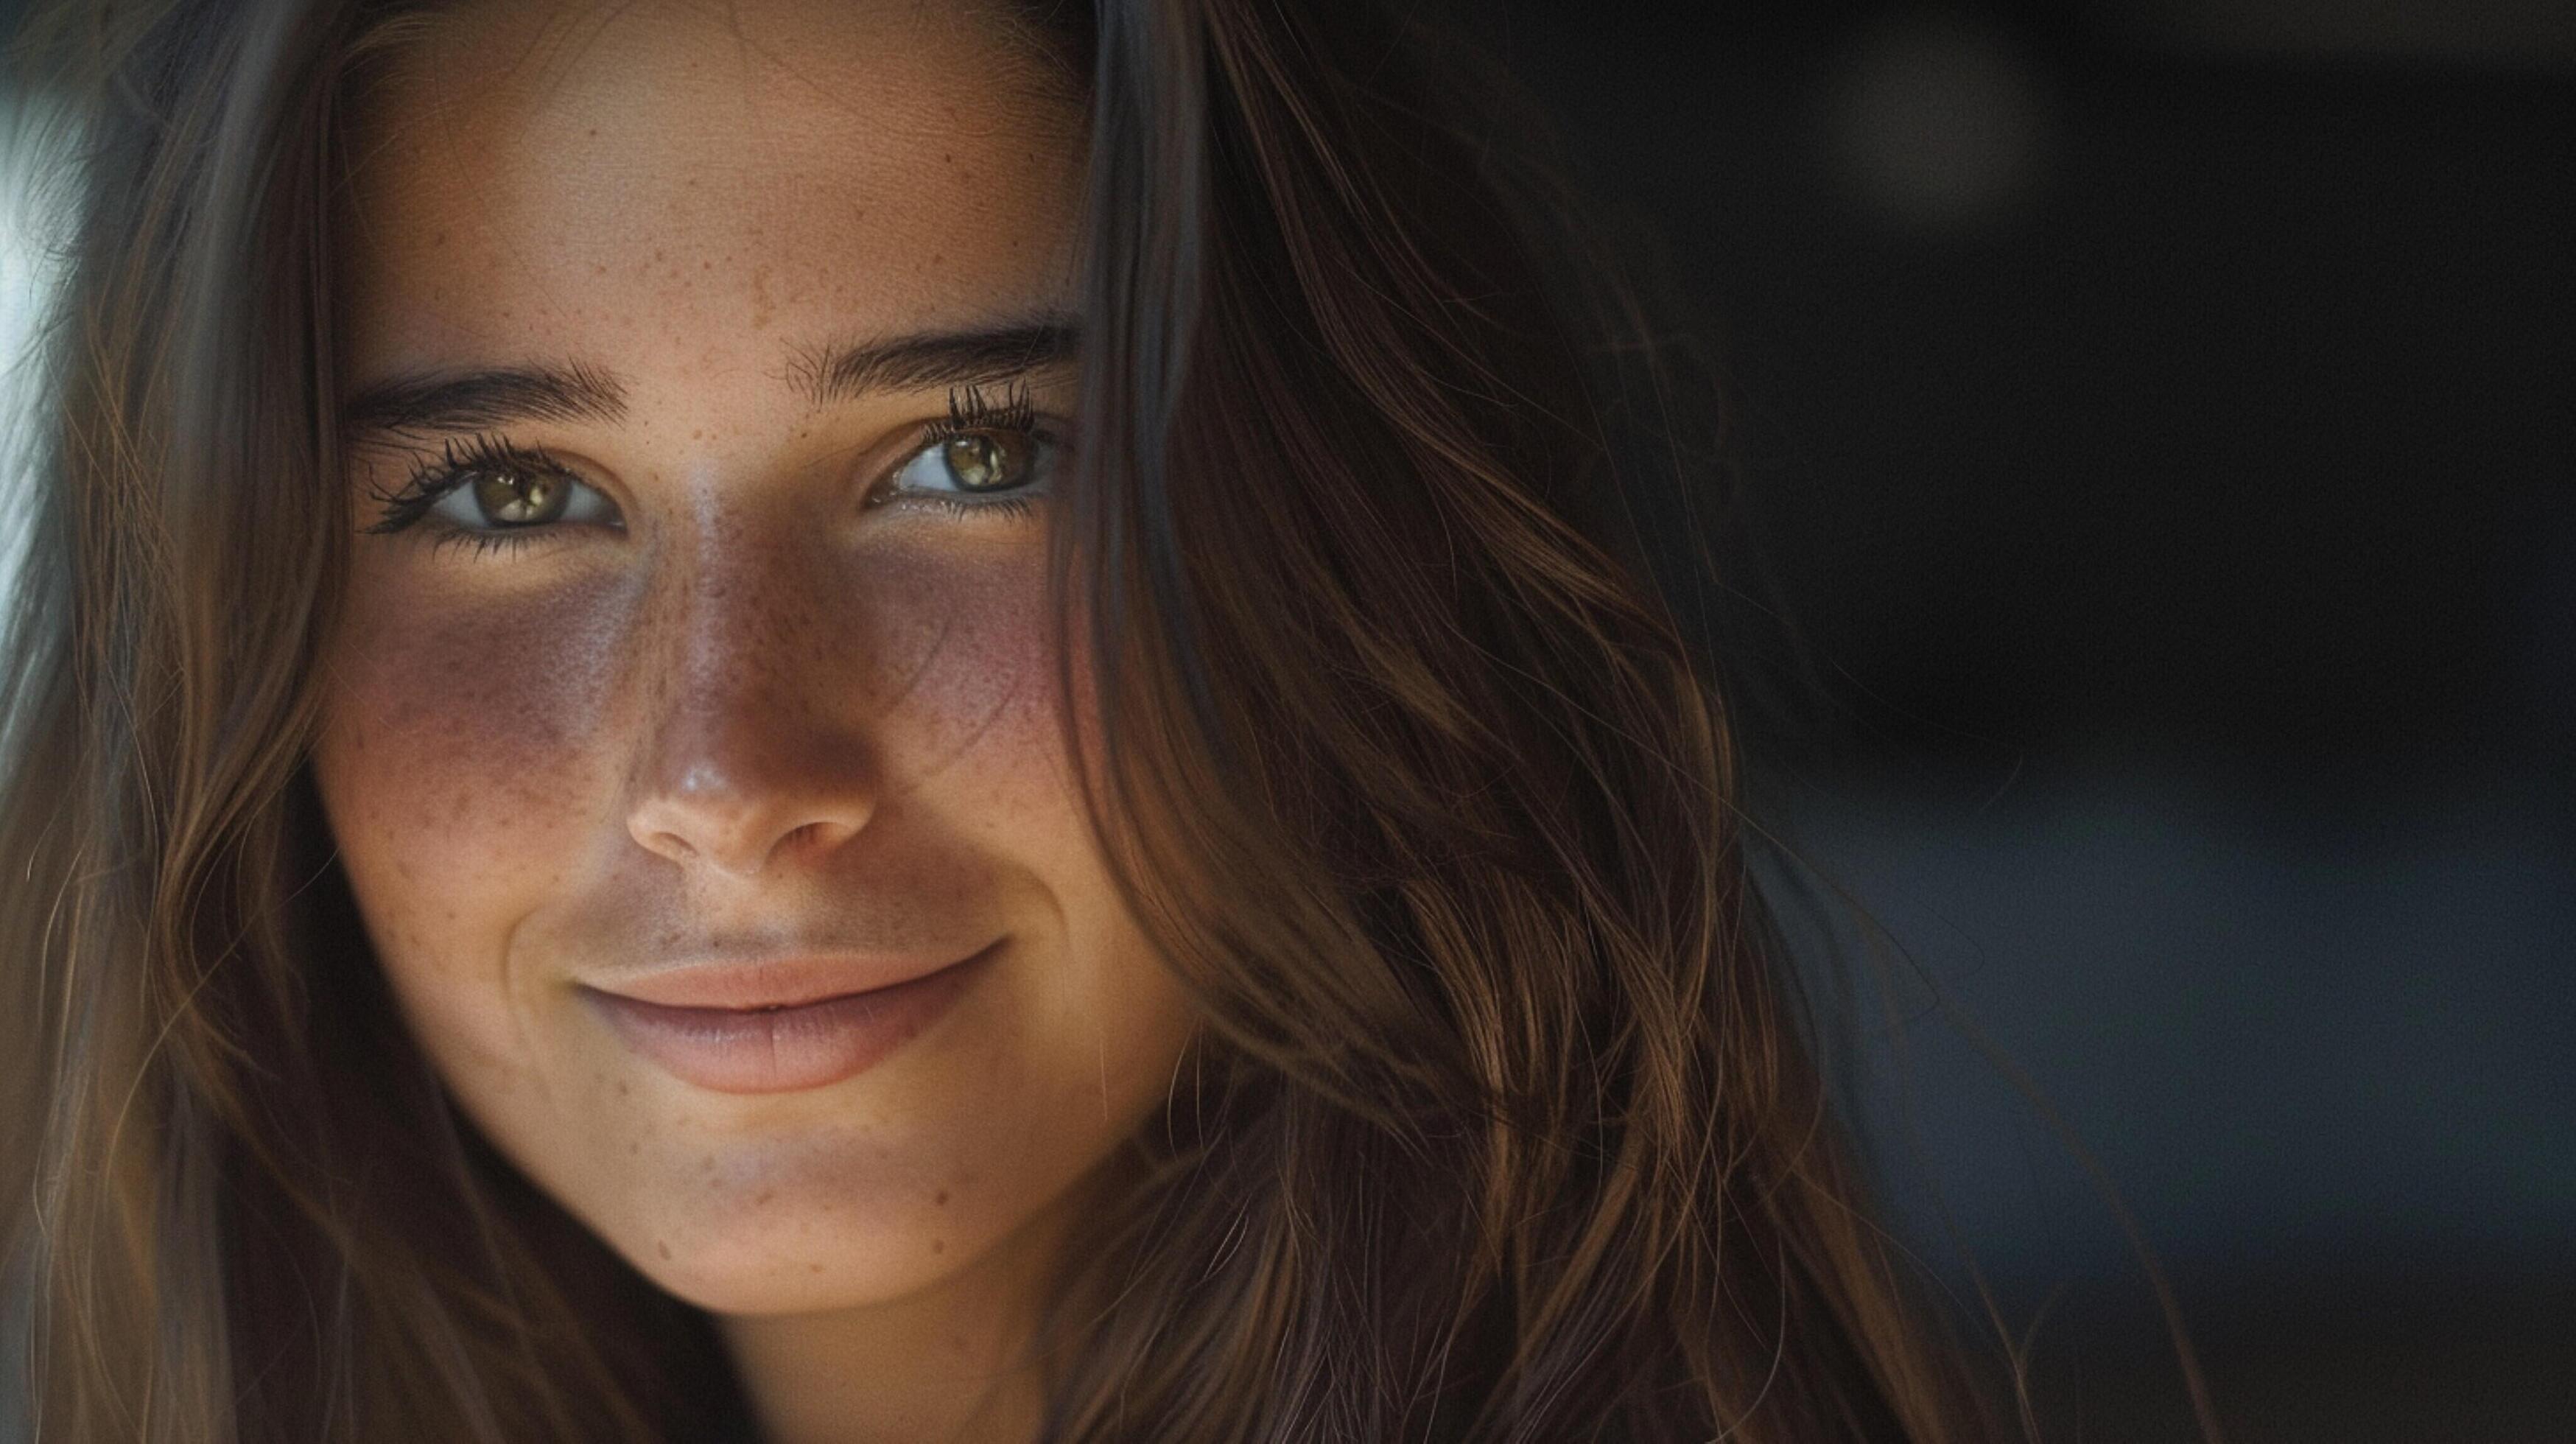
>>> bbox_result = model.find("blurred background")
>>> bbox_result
[1471,1,2574,1440]
[3,1,2569,1440]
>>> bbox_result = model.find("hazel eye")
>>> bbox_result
[943,432,1022,491]
[471,469,565,524]
[882,428,1057,505]
[429,462,617,531]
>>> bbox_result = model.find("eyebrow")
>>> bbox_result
[342,359,628,436]
[341,317,1082,437]
[788,317,1081,405]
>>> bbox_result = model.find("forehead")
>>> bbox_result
[341,0,1086,393]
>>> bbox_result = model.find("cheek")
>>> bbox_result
[849,539,1075,835]
[308,566,634,1101]
[873,557,1193,1140]
[314,568,623,939]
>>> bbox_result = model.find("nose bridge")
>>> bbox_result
[625,515,876,877]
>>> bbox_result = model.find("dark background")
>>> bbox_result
[1477,1,2574,1440]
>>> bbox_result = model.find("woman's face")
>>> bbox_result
[315,0,1196,1319]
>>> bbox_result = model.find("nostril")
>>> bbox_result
[774,821,857,858]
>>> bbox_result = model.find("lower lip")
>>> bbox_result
[583,943,999,1095]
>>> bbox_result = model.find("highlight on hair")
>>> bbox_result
[3,0,2014,1437]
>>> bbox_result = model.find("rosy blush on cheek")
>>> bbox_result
[839,538,1072,819]
[318,567,622,911]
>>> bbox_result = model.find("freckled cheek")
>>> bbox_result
[847,542,1075,825]
[314,575,624,956]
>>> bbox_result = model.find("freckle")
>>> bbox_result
[616,1080,630,1096]
[656,1241,672,1260]
[807,1263,823,1274]
[930,1239,944,1254]
[755,1190,774,1206]
[701,1154,715,1171]
[629,1141,640,1154]
[935,1189,950,1206]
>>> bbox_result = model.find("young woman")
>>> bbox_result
[0,0,2003,1438]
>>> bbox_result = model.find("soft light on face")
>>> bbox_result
[313,0,1196,1322]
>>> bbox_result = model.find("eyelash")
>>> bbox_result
[361,380,1053,556]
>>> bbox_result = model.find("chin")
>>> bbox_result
[615,1178,971,1317]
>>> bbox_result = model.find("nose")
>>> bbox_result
[623,546,880,880]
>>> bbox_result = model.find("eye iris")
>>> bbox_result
[472,469,565,525]
[941,432,1023,492]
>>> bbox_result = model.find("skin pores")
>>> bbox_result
[313,1,1195,1434]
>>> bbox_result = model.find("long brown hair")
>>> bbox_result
[1,0,2004,1437]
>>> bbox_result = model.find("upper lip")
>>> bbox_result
[581,942,995,1012]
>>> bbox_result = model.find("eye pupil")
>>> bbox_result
[473,469,564,525]
[941,432,1022,491]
